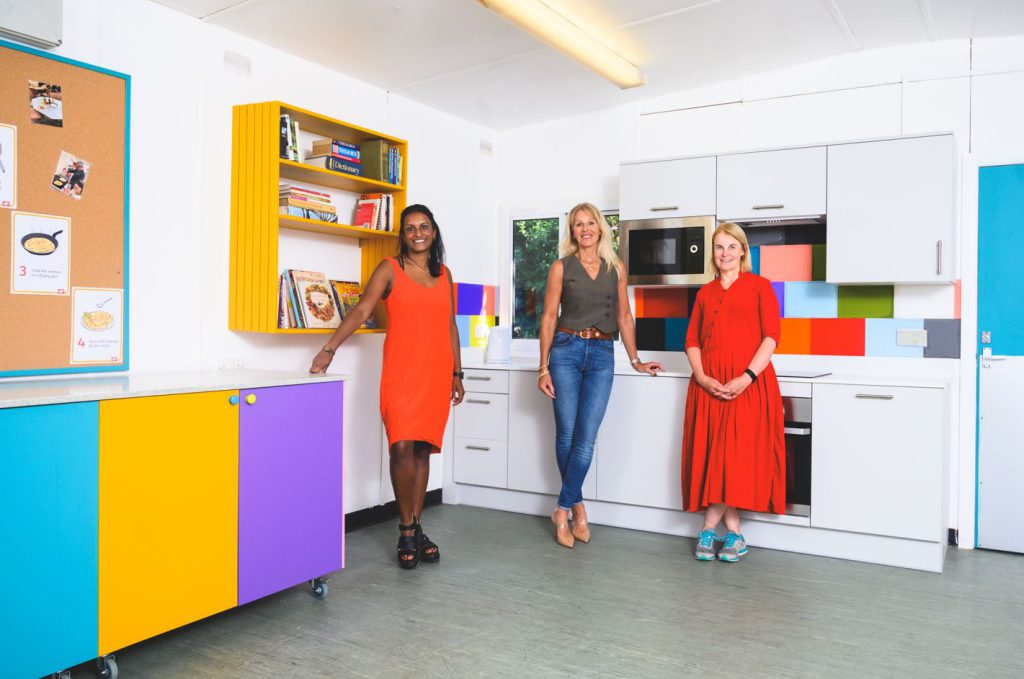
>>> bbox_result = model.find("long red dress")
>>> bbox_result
[681,272,786,513]
[379,258,454,453]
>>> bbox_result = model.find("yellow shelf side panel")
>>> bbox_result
[98,391,240,655]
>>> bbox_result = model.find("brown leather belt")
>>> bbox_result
[558,326,613,340]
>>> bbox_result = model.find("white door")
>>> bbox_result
[977,357,1024,552]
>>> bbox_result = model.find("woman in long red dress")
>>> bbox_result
[311,204,464,569]
[681,222,785,562]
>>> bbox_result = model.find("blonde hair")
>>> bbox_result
[709,222,753,276]
[559,202,620,272]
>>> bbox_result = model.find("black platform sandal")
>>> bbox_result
[417,519,440,563]
[397,521,421,569]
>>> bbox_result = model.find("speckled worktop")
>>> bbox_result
[0,370,347,409]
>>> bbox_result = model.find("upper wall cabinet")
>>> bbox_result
[717,147,826,221]
[619,156,717,220]
[826,135,957,284]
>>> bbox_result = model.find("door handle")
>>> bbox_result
[855,393,894,400]
[465,445,491,451]
[467,399,491,404]
[752,204,784,210]
[784,426,811,435]
[466,376,491,381]
[936,240,942,275]
[982,355,1008,368]
[650,206,679,212]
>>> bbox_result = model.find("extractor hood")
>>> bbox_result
[731,215,825,228]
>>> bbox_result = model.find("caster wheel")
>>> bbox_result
[97,654,118,679]
[310,578,328,600]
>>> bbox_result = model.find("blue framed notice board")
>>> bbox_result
[0,37,130,377]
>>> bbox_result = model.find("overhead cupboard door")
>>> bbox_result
[619,156,717,220]
[717,146,826,221]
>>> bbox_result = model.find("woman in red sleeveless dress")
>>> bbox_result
[311,204,464,569]
[682,222,785,563]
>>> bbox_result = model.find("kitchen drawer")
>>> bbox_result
[454,393,508,441]
[453,436,508,488]
[462,369,509,394]
[619,156,717,220]
[717,146,826,221]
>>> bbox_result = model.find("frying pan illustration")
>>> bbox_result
[21,229,63,255]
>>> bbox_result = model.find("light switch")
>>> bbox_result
[897,328,928,347]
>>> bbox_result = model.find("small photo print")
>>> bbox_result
[51,151,90,200]
[0,123,16,208]
[28,81,63,127]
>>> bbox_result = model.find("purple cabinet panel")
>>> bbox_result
[238,381,344,605]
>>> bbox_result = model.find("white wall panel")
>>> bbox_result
[902,77,971,143]
[635,103,742,159]
[971,71,1024,155]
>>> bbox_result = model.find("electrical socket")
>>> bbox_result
[896,329,928,348]
[219,357,244,370]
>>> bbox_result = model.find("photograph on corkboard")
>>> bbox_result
[28,80,63,126]
[0,122,15,208]
[51,150,90,199]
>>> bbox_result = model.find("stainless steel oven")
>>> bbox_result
[783,396,812,517]
[621,215,715,285]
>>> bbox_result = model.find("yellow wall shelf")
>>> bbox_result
[229,101,406,333]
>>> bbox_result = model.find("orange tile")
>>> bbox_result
[483,285,496,316]
[635,287,689,318]
[953,279,961,320]
[776,318,811,354]
[810,318,865,356]
[759,245,813,282]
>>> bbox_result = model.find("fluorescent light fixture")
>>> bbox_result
[478,0,646,89]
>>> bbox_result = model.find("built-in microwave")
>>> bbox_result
[620,216,716,286]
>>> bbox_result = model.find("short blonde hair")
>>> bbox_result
[560,202,621,272]
[709,222,753,276]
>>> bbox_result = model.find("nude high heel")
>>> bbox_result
[551,509,575,548]
[571,503,591,543]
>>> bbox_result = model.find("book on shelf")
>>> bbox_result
[290,119,302,162]
[353,199,377,229]
[279,115,290,160]
[359,139,402,185]
[278,184,338,222]
[331,280,375,328]
[288,269,342,329]
[279,196,337,213]
[279,204,339,223]
[308,155,362,176]
[353,193,394,231]
[311,139,360,161]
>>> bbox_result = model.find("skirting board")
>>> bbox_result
[451,484,947,573]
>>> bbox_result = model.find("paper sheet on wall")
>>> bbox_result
[0,123,16,208]
[70,287,123,364]
[10,212,70,295]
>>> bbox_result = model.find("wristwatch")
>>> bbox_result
[453,371,465,379]
[321,346,335,354]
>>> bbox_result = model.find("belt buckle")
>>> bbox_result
[578,327,595,339]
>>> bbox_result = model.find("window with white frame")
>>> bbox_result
[511,211,619,339]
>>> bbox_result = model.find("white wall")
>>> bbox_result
[49,0,498,512]
[495,36,1024,543]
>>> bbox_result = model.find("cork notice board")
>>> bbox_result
[0,39,130,377]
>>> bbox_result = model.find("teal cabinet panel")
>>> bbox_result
[0,402,99,678]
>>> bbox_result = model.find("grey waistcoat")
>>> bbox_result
[556,255,619,334]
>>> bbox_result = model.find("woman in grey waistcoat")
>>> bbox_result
[537,202,662,548]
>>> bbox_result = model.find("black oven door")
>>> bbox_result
[627,227,705,276]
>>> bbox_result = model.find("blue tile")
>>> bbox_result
[750,246,760,275]
[664,318,689,351]
[784,282,838,318]
[456,283,484,315]
[456,315,471,347]
[865,318,924,358]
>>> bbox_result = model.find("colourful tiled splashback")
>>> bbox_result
[633,244,961,358]
[453,282,498,348]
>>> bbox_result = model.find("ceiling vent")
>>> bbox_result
[0,0,62,49]
[479,140,493,155]
[223,50,252,77]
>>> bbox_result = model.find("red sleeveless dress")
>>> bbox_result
[379,258,454,452]
[681,273,786,513]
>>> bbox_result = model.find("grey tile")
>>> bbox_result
[925,318,962,358]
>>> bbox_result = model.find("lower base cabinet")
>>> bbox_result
[2,402,99,679]
[811,382,945,541]
[99,390,240,654]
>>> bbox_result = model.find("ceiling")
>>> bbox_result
[151,0,1024,130]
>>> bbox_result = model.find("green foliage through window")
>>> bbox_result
[512,213,619,339]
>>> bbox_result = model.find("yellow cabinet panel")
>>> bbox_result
[98,391,239,654]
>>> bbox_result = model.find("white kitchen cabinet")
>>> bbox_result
[716,146,826,221]
[507,370,597,499]
[595,375,687,510]
[811,382,946,541]
[454,393,509,441]
[453,436,508,488]
[452,369,508,490]
[619,156,717,220]
[826,134,957,283]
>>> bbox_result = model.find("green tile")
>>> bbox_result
[811,244,826,281]
[837,285,894,318]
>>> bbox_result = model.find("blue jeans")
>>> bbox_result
[549,333,615,510]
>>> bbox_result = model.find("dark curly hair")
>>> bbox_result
[398,203,446,277]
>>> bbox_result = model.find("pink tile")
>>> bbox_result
[953,279,961,320]
[759,245,813,282]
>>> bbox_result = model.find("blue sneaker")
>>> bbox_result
[694,529,718,561]
[718,532,748,562]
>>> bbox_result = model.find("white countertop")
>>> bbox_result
[0,370,347,409]
[462,357,948,389]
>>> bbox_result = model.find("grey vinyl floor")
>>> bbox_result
[70,504,1024,679]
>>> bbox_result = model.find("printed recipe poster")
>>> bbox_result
[71,287,123,364]
[0,123,15,208]
[11,212,70,295]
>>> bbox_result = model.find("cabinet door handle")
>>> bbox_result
[936,240,942,275]
[650,206,679,212]
[229,394,240,406]
[465,445,491,451]
[245,393,257,405]
[855,393,894,400]
[784,426,811,435]
[467,399,491,405]
[466,376,491,381]
[752,204,784,210]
